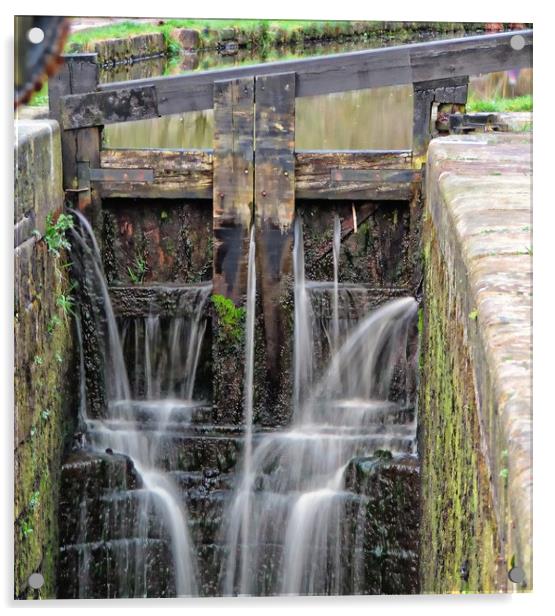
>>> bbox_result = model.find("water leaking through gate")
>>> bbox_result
[49,30,531,598]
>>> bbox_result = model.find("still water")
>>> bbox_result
[102,35,532,151]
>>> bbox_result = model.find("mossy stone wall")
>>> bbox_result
[14,120,75,599]
[419,133,532,593]
[419,218,502,592]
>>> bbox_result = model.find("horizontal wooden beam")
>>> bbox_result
[295,150,416,200]
[324,168,421,201]
[60,30,532,126]
[61,86,159,129]
[98,148,419,201]
[98,148,213,199]
[89,167,154,182]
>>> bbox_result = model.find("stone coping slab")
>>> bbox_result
[426,132,532,587]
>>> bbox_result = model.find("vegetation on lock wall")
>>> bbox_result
[14,215,77,598]
[418,217,502,593]
[64,19,487,55]
[211,294,247,424]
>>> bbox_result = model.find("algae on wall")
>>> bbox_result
[418,217,503,593]
[14,239,76,598]
[14,121,76,599]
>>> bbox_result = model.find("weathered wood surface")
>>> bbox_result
[89,168,155,182]
[413,77,468,159]
[97,148,417,201]
[212,77,254,303]
[61,86,159,129]
[99,149,212,199]
[254,73,296,424]
[448,113,505,133]
[328,168,421,201]
[48,54,106,414]
[295,150,413,201]
[48,54,103,231]
[58,30,532,124]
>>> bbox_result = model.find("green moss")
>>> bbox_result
[211,294,246,343]
[14,238,76,598]
[419,217,501,593]
[211,293,247,425]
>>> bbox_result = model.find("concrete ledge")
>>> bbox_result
[425,133,532,589]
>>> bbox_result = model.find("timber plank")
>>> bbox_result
[254,72,296,424]
[212,77,254,302]
[49,54,103,231]
[327,168,421,201]
[99,149,213,199]
[61,86,159,129]
[412,77,469,160]
[97,148,419,200]
[74,30,533,119]
[296,150,416,200]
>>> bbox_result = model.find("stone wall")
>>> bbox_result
[419,132,532,592]
[14,120,76,598]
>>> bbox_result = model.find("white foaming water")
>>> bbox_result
[220,215,418,596]
[71,210,204,597]
[332,214,341,352]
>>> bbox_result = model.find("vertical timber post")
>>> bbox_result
[411,76,468,293]
[412,76,469,165]
[49,54,105,417]
[254,72,296,426]
[49,54,102,236]
[212,77,255,302]
[212,77,255,424]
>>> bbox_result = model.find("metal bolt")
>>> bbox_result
[262,191,267,197]
[244,169,249,175]
[284,171,289,177]
[219,192,224,199]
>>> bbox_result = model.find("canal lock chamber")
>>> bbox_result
[56,190,424,598]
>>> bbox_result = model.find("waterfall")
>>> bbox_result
[240,226,257,589]
[293,216,314,412]
[69,210,205,597]
[332,214,341,352]
[220,214,418,595]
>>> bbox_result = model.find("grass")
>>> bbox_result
[65,19,471,55]
[66,19,371,49]
[466,94,532,113]
[28,82,48,107]
[127,256,148,284]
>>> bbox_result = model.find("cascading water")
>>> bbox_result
[220,215,418,595]
[65,211,209,597]
[60,207,418,598]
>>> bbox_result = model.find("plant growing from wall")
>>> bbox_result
[127,256,148,284]
[57,292,75,317]
[36,212,74,257]
[211,294,246,343]
[47,315,61,334]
